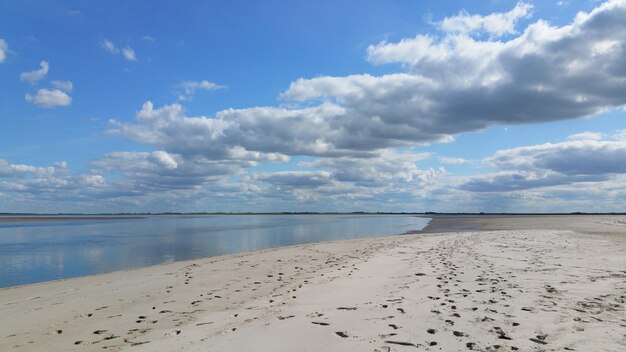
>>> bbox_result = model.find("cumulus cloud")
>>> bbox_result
[253,171,334,189]
[246,150,445,204]
[0,159,55,177]
[303,149,432,186]
[107,100,446,202]
[98,1,626,209]
[487,140,626,175]
[20,61,49,84]
[51,80,73,92]
[150,151,178,170]
[109,100,353,159]
[439,2,533,37]
[113,2,626,163]
[461,171,605,192]
[91,150,260,192]
[0,39,8,63]
[175,80,224,101]
[0,158,110,207]
[327,0,626,141]
[461,140,626,192]
[25,88,72,108]
[9,2,626,212]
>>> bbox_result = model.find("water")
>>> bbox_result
[0,214,429,288]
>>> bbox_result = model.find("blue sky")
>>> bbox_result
[1,0,625,213]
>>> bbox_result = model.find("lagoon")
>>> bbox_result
[0,214,428,288]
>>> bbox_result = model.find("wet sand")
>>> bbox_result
[422,214,626,237]
[1,216,625,351]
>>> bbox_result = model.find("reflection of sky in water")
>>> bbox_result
[0,215,429,288]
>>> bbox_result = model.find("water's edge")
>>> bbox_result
[0,215,430,288]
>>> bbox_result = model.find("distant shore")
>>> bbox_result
[0,216,145,222]
[1,215,625,351]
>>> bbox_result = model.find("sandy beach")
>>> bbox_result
[1,216,625,351]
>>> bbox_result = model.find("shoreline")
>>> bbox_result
[1,216,625,351]
[1,214,431,289]
[0,232,414,292]
[0,216,145,223]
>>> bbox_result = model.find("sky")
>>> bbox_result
[1,0,625,213]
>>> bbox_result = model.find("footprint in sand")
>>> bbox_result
[492,326,512,340]
[385,340,418,347]
[335,331,349,338]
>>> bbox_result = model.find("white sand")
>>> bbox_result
[1,217,625,351]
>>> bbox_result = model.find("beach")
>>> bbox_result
[1,216,625,351]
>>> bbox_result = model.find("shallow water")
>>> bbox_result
[0,214,428,288]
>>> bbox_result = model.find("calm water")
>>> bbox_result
[0,214,429,288]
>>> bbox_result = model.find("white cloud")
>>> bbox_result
[0,159,55,177]
[112,2,626,162]
[106,100,447,203]
[175,80,224,101]
[243,149,446,204]
[253,171,334,189]
[19,61,49,84]
[567,131,603,140]
[109,100,346,159]
[102,39,137,61]
[304,149,432,186]
[439,2,533,37]
[6,2,626,212]
[614,129,626,140]
[439,156,468,165]
[100,1,626,208]
[0,158,107,203]
[277,0,626,148]
[51,80,73,92]
[25,88,72,108]
[461,139,626,192]
[102,39,119,54]
[460,171,605,192]
[92,151,247,192]
[122,46,137,61]
[487,140,626,175]
[0,39,8,63]
[141,35,155,42]
[150,151,178,170]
